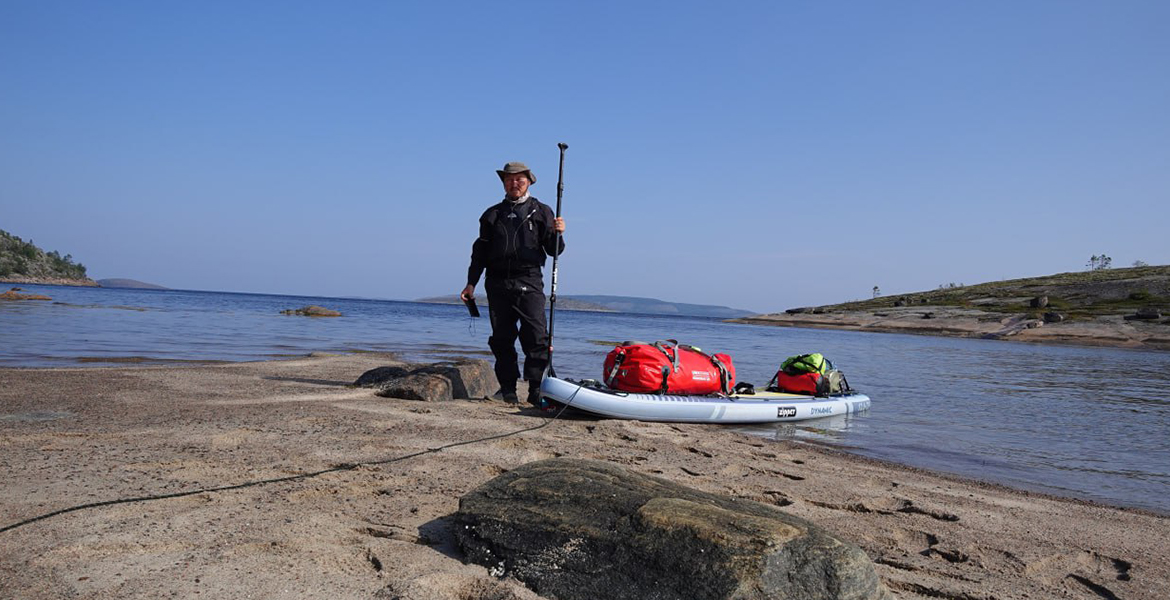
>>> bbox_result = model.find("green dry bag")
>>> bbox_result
[781,353,828,375]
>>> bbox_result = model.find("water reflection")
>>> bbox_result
[733,411,861,443]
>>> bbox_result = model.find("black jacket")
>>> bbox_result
[467,196,565,287]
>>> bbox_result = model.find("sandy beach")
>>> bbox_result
[1,353,1167,599]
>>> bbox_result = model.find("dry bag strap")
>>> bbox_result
[604,350,625,387]
[653,340,681,372]
[709,355,732,395]
[654,340,682,394]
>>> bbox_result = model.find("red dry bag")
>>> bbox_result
[772,371,828,395]
[603,340,735,395]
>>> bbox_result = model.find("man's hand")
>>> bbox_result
[460,284,475,302]
[554,217,565,233]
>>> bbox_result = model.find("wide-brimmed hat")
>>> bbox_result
[497,161,536,184]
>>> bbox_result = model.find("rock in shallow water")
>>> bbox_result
[1,288,51,301]
[280,305,341,317]
[454,458,892,600]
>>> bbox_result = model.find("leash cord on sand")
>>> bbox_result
[0,385,583,535]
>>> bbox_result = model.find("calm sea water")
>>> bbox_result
[4,284,1169,514]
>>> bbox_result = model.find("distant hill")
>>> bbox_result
[0,229,97,286]
[416,293,755,318]
[98,278,169,290]
[568,295,756,318]
[416,295,613,312]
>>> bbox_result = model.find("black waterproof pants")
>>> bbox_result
[484,277,549,394]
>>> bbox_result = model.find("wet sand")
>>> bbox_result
[1,353,1167,599]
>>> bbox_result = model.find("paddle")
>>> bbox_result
[546,142,567,379]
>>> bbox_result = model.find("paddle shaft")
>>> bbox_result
[547,142,567,377]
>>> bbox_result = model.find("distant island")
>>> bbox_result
[417,295,612,312]
[97,278,169,290]
[417,294,755,319]
[732,265,1170,351]
[0,229,97,287]
[566,295,755,318]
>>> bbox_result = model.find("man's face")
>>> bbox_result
[502,172,530,198]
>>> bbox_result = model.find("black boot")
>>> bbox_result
[526,385,544,408]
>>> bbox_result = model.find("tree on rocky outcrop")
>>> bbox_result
[1134,259,1149,267]
[0,229,88,280]
[1087,254,1112,271]
[872,285,881,298]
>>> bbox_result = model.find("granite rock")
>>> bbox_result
[1,288,51,301]
[375,373,452,402]
[455,458,892,600]
[1124,307,1162,321]
[280,305,342,317]
[354,366,413,388]
[412,360,496,399]
[363,359,497,402]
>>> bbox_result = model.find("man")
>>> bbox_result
[461,161,566,406]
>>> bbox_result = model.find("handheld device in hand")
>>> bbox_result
[464,297,480,317]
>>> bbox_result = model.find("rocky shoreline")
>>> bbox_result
[1,353,1166,599]
[0,275,98,287]
[733,266,1170,351]
[730,307,1170,351]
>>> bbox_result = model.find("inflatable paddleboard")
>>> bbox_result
[539,376,871,424]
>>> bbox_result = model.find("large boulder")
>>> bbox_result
[362,359,497,401]
[375,373,451,402]
[412,360,496,399]
[1124,307,1162,321]
[454,458,891,600]
[354,366,413,388]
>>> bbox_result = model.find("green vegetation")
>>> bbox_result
[0,229,89,280]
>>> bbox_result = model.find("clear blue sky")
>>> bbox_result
[3,1,1167,313]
